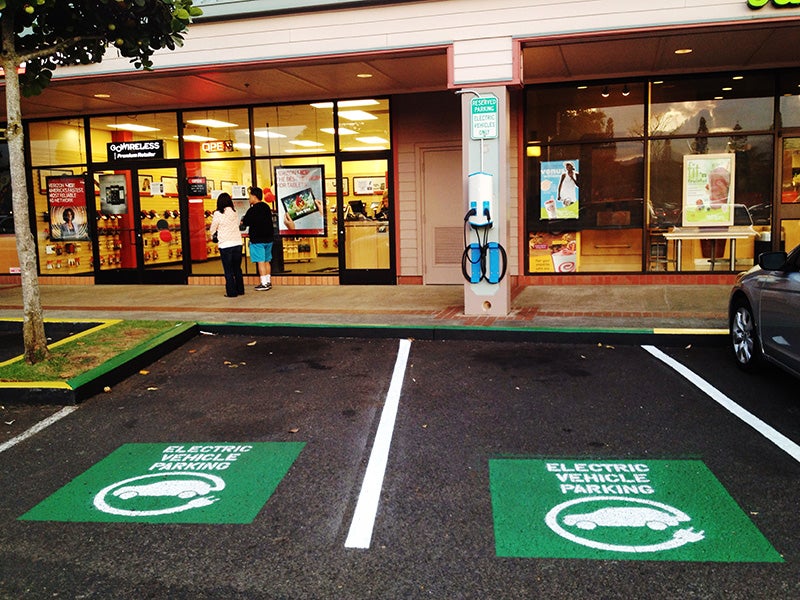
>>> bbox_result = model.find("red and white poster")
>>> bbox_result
[48,175,90,241]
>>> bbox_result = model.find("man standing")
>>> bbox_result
[242,186,275,291]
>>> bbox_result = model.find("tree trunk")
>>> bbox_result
[2,19,49,364]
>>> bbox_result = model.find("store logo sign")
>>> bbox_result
[107,140,165,161]
[202,139,234,153]
[747,0,800,8]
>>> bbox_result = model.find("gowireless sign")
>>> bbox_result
[107,140,165,162]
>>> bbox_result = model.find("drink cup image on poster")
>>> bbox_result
[682,154,735,227]
[529,232,579,273]
[540,160,579,220]
[275,165,326,236]
[99,174,129,215]
[47,175,90,241]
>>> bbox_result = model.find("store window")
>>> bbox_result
[89,112,180,163]
[253,103,334,156]
[649,73,775,135]
[779,70,800,128]
[182,108,252,159]
[29,118,87,167]
[525,83,645,274]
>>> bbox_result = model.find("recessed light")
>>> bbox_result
[577,85,588,90]
[674,48,693,55]
[714,96,724,100]
[653,81,663,85]
[356,73,373,78]
[356,136,388,145]
[288,140,324,147]
[179,134,216,142]
[107,123,160,132]
[186,119,238,128]
[93,93,111,99]
[320,127,358,135]
[338,110,378,121]
[732,75,744,80]
[253,130,287,139]
[722,87,733,91]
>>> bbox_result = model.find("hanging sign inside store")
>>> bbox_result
[47,175,90,242]
[107,140,165,162]
[187,176,208,197]
[540,160,580,220]
[274,165,327,237]
[98,174,129,215]
[201,140,234,153]
[470,96,498,140]
[682,153,735,227]
[747,0,800,9]
[489,458,782,562]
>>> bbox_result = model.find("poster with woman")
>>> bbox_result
[540,160,579,220]
[275,165,326,236]
[682,154,735,227]
[47,175,89,241]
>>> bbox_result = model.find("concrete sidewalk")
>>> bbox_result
[0,282,731,332]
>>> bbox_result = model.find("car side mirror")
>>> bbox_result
[758,251,787,271]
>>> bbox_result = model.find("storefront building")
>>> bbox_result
[1,1,799,299]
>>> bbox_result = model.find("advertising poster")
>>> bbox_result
[275,165,326,236]
[682,154,735,227]
[528,232,580,273]
[47,175,89,241]
[540,160,579,220]
[99,174,129,215]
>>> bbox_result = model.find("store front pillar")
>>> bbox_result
[460,86,511,317]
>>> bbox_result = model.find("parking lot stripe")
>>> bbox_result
[0,406,78,454]
[643,345,800,463]
[345,338,412,549]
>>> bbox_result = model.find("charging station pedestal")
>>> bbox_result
[460,87,510,317]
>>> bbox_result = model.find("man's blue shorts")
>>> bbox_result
[249,242,273,263]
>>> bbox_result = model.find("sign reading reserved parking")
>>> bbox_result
[19,442,304,524]
[489,458,782,562]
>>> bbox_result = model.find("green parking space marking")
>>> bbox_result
[19,442,304,524]
[489,458,782,562]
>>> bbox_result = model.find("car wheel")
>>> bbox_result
[730,298,761,371]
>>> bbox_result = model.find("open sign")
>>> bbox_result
[202,140,234,153]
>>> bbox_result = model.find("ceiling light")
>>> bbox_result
[339,110,378,121]
[288,140,324,147]
[356,136,388,145]
[356,73,373,78]
[577,85,587,90]
[601,86,610,98]
[674,48,693,55]
[108,123,160,132]
[714,96,724,100]
[342,146,386,151]
[179,134,216,142]
[653,80,664,85]
[93,93,111,99]
[526,142,542,158]
[622,84,630,97]
[311,99,379,109]
[233,143,260,150]
[320,127,358,135]
[186,119,238,128]
[253,130,287,139]
[732,75,744,80]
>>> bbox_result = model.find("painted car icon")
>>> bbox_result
[563,507,690,531]
[112,479,213,500]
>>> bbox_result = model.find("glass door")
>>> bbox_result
[93,166,186,284]
[338,155,394,284]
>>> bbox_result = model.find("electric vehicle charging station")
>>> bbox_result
[458,88,510,317]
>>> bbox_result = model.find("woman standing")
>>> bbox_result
[209,193,245,297]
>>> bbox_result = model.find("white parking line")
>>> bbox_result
[0,406,78,454]
[643,345,800,463]
[345,338,411,549]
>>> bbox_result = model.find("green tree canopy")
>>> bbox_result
[0,0,201,363]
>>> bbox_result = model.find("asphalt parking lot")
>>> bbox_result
[2,333,799,599]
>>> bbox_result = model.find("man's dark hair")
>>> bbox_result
[249,186,263,201]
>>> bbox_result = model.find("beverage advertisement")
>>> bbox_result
[682,154,735,227]
[47,175,90,241]
[275,165,326,236]
[528,232,580,273]
[540,160,579,220]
